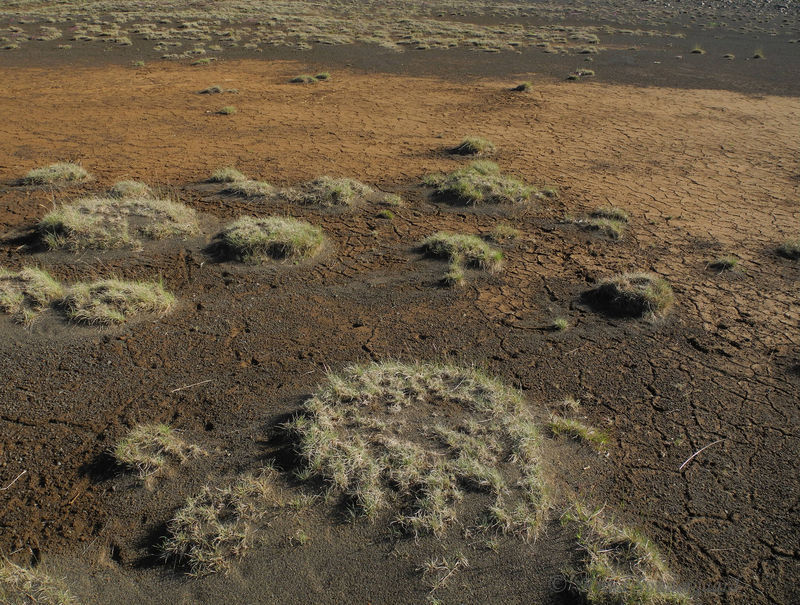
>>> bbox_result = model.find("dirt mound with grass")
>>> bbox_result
[425,162,552,206]
[0,268,63,325]
[589,272,675,318]
[282,177,376,207]
[214,216,325,263]
[38,197,199,250]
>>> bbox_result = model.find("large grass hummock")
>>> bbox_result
[424,161,549,206]
[286,362,550,539]
[422,232,503,271]
[60,278,175,324]
[38,197,199,250]
[591,272,674,318]
[216,216,325,263]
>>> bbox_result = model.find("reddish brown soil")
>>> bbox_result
[0,60,798,603]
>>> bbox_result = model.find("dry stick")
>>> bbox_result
[0,470,27,490]
[170,379,212,393]
[679,439,725,472]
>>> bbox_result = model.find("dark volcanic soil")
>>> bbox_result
[0,11,799,605]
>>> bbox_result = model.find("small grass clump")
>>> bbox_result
[314,72,331,80]
[690,44,706,54]
[488,223,521,242]
[376,209,395,219]
[216,216,325,263]
[777,239,800,259]
[552,318,569,331]
[581,217,626,240]
[199,85,223,94]
[109,180,152,199]
[512,81,532,92]
[548,415,608,447]
[753,49,765,59]
[591,272,674,318]
[114,424,203,479]
[223,180,274,197]
[422,232,503,272]
[562,504,691,604]
[567,69,595,80]
[218,105,237,115]
[425,162,542,206]
[286,362,550,540]
[450,136,495,156]
[708,255,739,271]
[162,467,284,575]
[0,558,77,605]
[20,162,90,186]
[60,278,175,325]
[290,74,317,84]
[208,167,247,183]
[286,177,375,207]
[38,197,199,250]
[591,206,629,223]
[0,267,63,325]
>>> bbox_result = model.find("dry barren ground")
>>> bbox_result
[0,57,798,603]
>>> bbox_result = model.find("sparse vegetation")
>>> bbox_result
[422,232,503,272]
[315,72,331,80]
[425,162,545,206]
[777,239,800,259]
[708,255,739,271]
[286,362,550,539]
[0,558,76,605]
[512,81,532,92]
[562,503,691,604]
[488,223,521,242]
[114,423,203,479]
[109,180,152,199]
[548,415,608,447]
[591,272,675,318]
[60,278,176,324]
[216,216,325,263]
[591,206,629,223]
[0,267,63,325]
[162,467,284,575]
[419,553,470,593]
[208,167,247,183]
[290,74,317,84]
[20,162,89,186]
[451,136,495,156]
[284,177,375,207]
[580,217,626,240]
[552,318,569,331]
[38,196,199,250]
[376,209,395,219]
[223,180,274,197]
[568,68,595,80]
[218,105,237,115]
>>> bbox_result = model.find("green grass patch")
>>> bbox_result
[0,558,76,605]
[708,255,739,271]
[548,415,608,447]
[216,216,325,263]
[114,423,203,479]
[592,272,675,318]
[424,161,545,206]
[60,278,176,325]
[286,362,550,540]
[290,74,317,83]
[218,105,237,115]
[451,136,495,156]
[284,177,375,207]
[488,223,521,242]
[0,267,63,325]
[20,162,89,186]
[552,318,569,331]
[38,196,199,250]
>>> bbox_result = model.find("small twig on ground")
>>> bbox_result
[0,470,27,490]
[171,379,212,393]
[679,439,724,471]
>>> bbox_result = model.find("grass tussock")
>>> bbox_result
[488,223,521,242]
[60,278,175,325]
[21,163,89,186]
[548,415,608,447]
[562,504,691,604]
[0,268,63,325]
[0,558,76,605]
[451,136,495,156]
[512,81,532,92]
[208,167,247,183]
[592,272,674,318]
[285,177,375,207]
[162,467,284,575]
[582,217,626,240]
[425,161,546,206]
[109,180,153,199]
[777,239,800,260]
[286,362,551,540]
[422,232,503,272]
[38,196,199,250]
[216,216,325,263]
[114,424,203,479]
[223,180,274,197]
[708,255,739,271]
[591,206,629,223]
